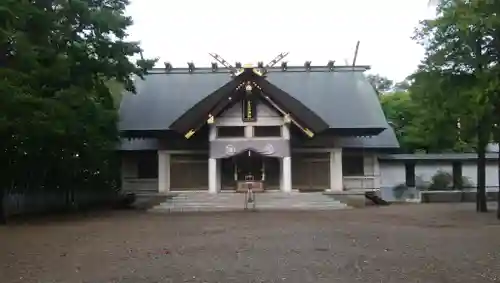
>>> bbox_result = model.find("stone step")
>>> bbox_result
[166,202,345,208]
[169,200,339,204]
[170,196,338,201]
[149,192,349,213]
[150,206,349,213]
[153,203,348,209]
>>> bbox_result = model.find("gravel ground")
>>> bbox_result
[1,203,500,283]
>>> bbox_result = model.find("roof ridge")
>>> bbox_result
[146,65,370,75]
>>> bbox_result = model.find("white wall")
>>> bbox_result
[379,159,499,191]
[380,163,406,188]
[415,162,452,183]
[463,161,499,190]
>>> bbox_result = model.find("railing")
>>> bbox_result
[2,189,117,217]
[343,175,380,190]
[122,178,158,194]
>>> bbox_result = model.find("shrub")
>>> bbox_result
[428,171,453,191]
[461,177,475,190]
[392,183,408,200]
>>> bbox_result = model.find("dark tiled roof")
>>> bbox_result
[334,128,399,149]
[265,70,387,131]
[118,65,397,148]
[119,72,231,131]
[119,138,159,150]
[119,66,386,130]
[118,128,399,151]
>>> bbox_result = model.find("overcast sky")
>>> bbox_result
[126,0,436,82]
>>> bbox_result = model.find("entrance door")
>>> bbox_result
[235,151,263,181]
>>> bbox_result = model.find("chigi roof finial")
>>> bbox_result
[304,61,311,71]
[164,62,172,73]
[187,62,195,73]
[327,60,335,71]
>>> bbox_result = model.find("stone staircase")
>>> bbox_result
[149,191,350,213]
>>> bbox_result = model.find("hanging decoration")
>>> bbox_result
[242,82,257,122]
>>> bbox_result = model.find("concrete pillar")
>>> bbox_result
[209,125,216,141]
[208,158,220,194]
[245,126,253,138]
[216,158,221,191]
[281,156,292,193]
[279,159,283,190]
[158,151,170,193]
[282,124,290,140]
[329,148,343,191]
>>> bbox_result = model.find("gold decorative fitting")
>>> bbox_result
[245,84,253,94]
[252,68,263,76]
[184,129,195,139]
[283,114,291,124]
[303,128,314,138]
[234,68,244,76]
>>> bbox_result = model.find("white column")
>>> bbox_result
[208,158,220,194]
[245,126,253,138]
[158,151,170,193]
[329,148,343,191]
[282,124,290,140]
[209,125,216,141]
[216,158,221,191]
[279,159,284,190]
[281,156,292,193]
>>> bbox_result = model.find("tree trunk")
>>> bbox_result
[0,189,5,225]
[477,123,488,212]
[495,99,500,219]
[497,149,500,219]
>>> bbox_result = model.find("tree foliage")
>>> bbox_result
[380,78,477,153]
[0,0,156,220]
[380,91,417,152]
[367,74,394,93]
[411,0,500,212]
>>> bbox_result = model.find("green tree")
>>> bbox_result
[379,85,476,153]
[380,91,417,152]
[0,0,156,222]
[367,74,394,93]
[414,0,500,212]
[408,71,477,153]
[393,80,411,92]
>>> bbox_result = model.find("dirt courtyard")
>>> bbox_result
[1,204,500,283]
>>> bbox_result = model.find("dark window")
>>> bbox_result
[217,126,245,138]
[137,152,158,179]
[253,126,282,137]
[405,162,416,187]
[452,161,463,189]
[342,154,365,176]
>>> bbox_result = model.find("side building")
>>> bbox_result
[118,63,399,194]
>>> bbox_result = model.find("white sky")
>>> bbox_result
[126,0,436,82]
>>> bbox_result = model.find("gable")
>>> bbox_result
[167,70,328,138]
[219,100,280,119]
